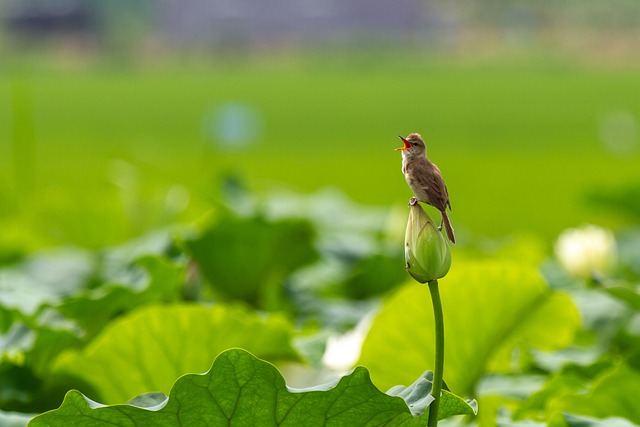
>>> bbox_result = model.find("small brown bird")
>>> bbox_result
[396,133,456,244]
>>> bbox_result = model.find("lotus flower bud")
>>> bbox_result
[404,202,451,283]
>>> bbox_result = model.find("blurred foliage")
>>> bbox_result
[589,185,640,222]
[341,253,407,299]
[0,186,410,419]
[185,214,317,310]
[0,184,638,425]
[550,363,640,424]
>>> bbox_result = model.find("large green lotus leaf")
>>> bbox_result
[359,258,580,396]
[52,304,300,404]
[549,363,640,424]
[30,349,475,427]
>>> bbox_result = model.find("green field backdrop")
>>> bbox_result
[2,54,639,250]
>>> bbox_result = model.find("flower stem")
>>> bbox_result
[427,279,444,427]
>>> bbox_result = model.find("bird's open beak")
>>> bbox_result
[395,135,412,151]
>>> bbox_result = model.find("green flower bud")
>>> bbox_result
[404,203,452,283]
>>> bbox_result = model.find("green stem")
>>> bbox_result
[427,279,444,427]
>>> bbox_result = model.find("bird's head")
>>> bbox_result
[396,133,426,158]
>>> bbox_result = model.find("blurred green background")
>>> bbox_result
[2,1,639,252]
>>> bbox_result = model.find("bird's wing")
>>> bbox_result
[431,163,452,210]
[414,162,451,211]
[443,182,452,210]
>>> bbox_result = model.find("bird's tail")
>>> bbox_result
[441,211,456,244]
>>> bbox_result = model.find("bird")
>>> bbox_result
[396,133,456,244]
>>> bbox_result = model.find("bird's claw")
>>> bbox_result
[409,197,418,206]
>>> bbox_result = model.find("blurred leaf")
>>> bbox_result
[0,410,34,427]
[0,363,41,410]
[617,228,640,280]
[2,255,186,387]
[0,323,34,362]
[0,317,97,413]
[52,304,300,404]
[55,255,184,340]
[550,363,640,424]
[0,249,93,317]
[478,374,547,401]
[0,248,24,269]
[30,348,476,427]
[359,258,580,396]
[185,215,317,309]
[562,414,640,427]
[0,306,17,333]
[570,289,630,349]
[0,243,183,384]
[26,324,82,377]
[341,253,407,299]
[487,288,579,374]
[603,285,640,311]
[0,359,96,414]
[588,185,640,221]
[515,360,612,421]
[100,230,177,269]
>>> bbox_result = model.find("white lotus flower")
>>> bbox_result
[555,225,617,279]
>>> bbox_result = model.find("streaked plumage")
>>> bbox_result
[397,133,456,244]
